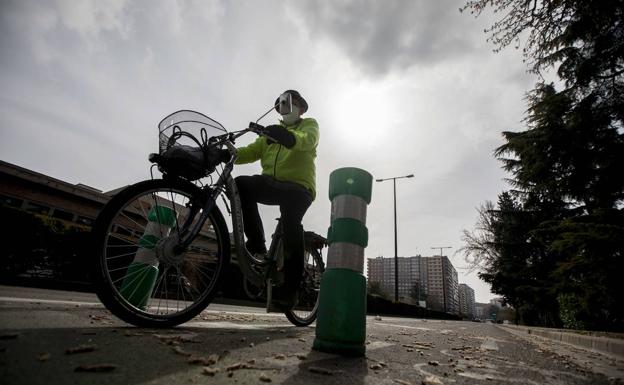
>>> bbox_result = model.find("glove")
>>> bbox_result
[217,149,232,163]
[264,124,296,148]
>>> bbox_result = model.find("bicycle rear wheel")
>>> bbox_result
[284,243,325,326]
[92,178,230,327]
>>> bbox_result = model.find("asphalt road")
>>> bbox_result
[0,285,622,385]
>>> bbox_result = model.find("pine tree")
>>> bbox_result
[462,0,624,330]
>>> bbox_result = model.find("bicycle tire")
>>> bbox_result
[284,244,325,326]
[92,178,230,327]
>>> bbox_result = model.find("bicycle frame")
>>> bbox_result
[172,130,277,289]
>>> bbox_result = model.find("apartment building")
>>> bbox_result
[458,283,476,319]
[424,255,459,314]
[366,256,426,305]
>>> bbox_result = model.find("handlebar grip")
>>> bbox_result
[249,122,265,133]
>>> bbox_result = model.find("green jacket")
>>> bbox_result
[235,118,319,199]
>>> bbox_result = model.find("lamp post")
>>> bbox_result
[375,174,414,302]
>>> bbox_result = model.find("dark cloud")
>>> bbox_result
[290,0,481,76]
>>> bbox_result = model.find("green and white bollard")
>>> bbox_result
[313,167,372,356]
[120,205,177,309]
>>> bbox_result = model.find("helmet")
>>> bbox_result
[274,90,308,114]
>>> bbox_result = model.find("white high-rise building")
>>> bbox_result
[367,254,460,314]
[367,256,426,305]
[458,283,476,319]
[423,255,459,314]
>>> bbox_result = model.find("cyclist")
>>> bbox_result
[233,90,319,309]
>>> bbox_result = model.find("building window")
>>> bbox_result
[24,201,50,215]
[0,194,23,208]
[52,209,74,221]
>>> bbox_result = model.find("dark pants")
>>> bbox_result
[235,175,313,291]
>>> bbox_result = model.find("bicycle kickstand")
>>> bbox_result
[265,278,272,313]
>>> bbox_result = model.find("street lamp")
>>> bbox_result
[376,174,414,302]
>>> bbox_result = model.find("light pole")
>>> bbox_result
[376,174,414,302]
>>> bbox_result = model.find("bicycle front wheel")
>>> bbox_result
[284,244,325,326]
[92,178,230,327]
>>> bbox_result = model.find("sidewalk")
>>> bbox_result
[498,324,624,358]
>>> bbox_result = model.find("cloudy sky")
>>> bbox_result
[0,0,537,303]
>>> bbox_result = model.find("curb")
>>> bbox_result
[498,324,624,359]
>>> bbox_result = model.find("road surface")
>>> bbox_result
[1,285,622,385]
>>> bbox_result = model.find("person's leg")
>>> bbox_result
[280,196,312,293]
[234,175,267,254]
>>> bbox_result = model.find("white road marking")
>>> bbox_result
[0,296,288,318]
[185,321,293,329]
[372,322,433,331]
[366,341,395,350]
[0,296,101,307]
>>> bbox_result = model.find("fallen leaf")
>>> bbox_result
[188,354,219,366]
[227,362,252,371]
[65,345,97,354]
[308,366,334,375]
[422,376,444,385]
[74,364,117,372]
[0,334,19,340]
[370,363,384,370]
[38,352,51,361]
[202,367,220,376]
[171,346,192,357]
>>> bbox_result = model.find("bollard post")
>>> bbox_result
[313,167,372,356]
[120,205,176,309]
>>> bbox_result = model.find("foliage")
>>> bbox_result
[461,0,624,331]
[409,282,424,304]
[367,280,388,299]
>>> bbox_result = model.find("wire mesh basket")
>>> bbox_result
[157,110,227,155]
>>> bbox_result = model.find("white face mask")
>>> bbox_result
[281,104,301,125]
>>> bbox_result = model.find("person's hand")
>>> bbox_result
[264,124,296,148]
[217,148,233,163]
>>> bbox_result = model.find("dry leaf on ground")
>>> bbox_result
[65,345,97,354]
[74,364,117,372]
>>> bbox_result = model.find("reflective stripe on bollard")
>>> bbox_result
[119,205,176,309]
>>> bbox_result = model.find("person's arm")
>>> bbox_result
[289,118,319,152]
[235,136,265,164]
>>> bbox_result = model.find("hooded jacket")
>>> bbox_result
[235,118,319,199]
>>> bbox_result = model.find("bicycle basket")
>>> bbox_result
[157,110,227,180]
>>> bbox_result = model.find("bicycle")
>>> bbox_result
[91,109,326,328]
